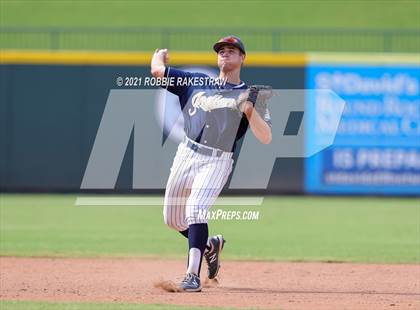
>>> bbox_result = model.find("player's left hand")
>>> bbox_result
[236,90,253,113]
[236,85,273,114]
[241,102,253,114]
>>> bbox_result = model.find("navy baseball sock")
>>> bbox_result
[179,229,188,238]
[187,223,208,276]
[180,228,212,254]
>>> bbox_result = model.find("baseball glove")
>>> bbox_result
[236,85,273,116]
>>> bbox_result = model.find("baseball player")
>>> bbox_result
[151,35,272,292]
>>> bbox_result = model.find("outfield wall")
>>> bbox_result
[306,54,419,195]
[0,51,418,195]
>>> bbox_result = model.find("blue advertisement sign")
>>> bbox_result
[305,64,420,195]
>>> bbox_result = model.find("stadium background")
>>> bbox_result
[0,1,419,310]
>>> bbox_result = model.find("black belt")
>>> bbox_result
[185,139,224,157]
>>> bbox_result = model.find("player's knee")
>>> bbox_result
[163,214,179,230]
[163,217,174,229]
[163,210,171,226]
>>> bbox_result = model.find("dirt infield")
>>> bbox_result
[0,257,419,310]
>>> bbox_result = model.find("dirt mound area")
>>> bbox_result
[1,257,419,309]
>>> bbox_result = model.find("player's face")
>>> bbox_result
[217,46,244,72]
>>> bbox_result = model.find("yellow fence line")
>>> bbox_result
[2,50,417,66]
[0,50,306,66]
[308,52,420,65]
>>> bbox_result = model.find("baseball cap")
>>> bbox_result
[213,35,246,54]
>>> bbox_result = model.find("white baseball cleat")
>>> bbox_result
[179,272,202,292]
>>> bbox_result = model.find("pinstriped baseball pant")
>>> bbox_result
[163,140,233,231]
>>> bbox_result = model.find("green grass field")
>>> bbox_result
[0,0,419,52]
[0,301,247,310]
[1,0,418,29]
[1,194,419,263]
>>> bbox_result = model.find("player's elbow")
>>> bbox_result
[261,135,272,145]
[260,130,272,144]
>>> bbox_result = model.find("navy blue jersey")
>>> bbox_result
[164,66,270,152]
